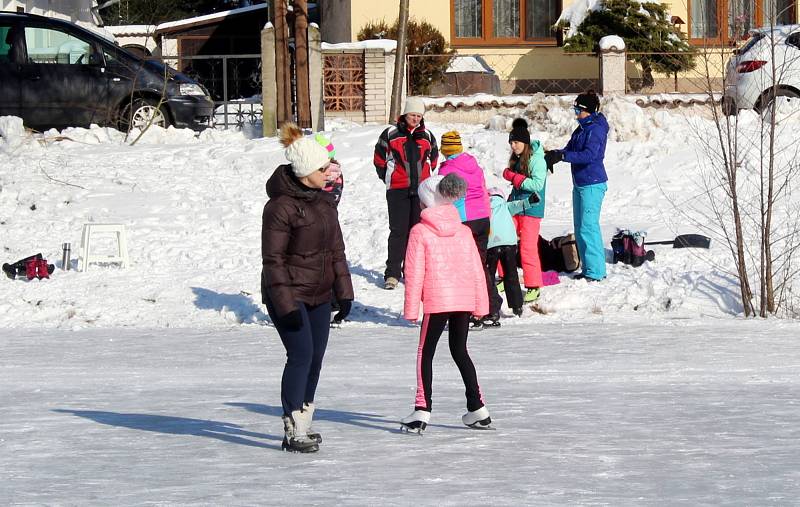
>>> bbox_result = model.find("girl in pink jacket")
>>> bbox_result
[400,173,492,433]
[438,130,494,330]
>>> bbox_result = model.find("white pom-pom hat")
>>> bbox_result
[285,136,331,178]
[280,122,331,178]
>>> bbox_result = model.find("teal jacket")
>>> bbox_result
[508,140,547,218]
[488,194,536,249]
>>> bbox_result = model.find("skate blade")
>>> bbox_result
[466,417,495,430]
[467,423,495,430]
[399,423,426,435]
[281,444,319,453]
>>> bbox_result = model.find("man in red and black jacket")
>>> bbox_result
[373,97,439,290]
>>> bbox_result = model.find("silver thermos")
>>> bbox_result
[62,242,71,270]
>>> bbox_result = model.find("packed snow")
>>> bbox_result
[599,35,626,51]
[557,0,603,37]
[2,95,800,504]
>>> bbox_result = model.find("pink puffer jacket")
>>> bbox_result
[438,152,490,221]
[403,204,490,320]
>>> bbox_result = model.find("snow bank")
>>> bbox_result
[0,100,796,330]
[0,116,26,148]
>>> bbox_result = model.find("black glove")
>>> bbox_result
[528,192,541,204]
[276,309,303,331]
[333,299,352,324]
[544,150,563,173]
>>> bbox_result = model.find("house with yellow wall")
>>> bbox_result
[321,0,800,93]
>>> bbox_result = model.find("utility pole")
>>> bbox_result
[294,0,312,129]
[389,0,410,121]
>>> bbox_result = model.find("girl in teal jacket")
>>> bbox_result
[501,118,548,303]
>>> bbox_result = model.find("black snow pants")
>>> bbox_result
[487,245,523,315]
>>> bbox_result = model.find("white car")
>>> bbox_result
[722,25,800,115]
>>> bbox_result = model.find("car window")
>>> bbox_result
[24,26,93,65]
[0,24,14,63]
[787,32,800,51]
[736,32,765,56]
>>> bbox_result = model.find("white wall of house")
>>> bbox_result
[1,0,100,27]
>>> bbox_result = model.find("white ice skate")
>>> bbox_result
[282,411,319,453]
[399,409,430,434]
[298,402,322,444]
[462,406,493,430]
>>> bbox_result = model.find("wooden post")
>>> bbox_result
[273,0,292,126]
[389,0,410,121]
[294,0,312,129]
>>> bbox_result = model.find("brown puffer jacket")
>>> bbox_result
[261,164,354,317]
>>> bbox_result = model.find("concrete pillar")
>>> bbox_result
[599,35,626,96]
[309,24,325,132]
[261,23,278,137]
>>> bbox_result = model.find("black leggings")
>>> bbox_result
[414,312,485,412]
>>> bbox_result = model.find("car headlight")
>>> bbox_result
[180,83,207,96]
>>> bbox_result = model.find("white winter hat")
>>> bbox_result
[403,97,426,116]
[418,175,445,209]
[279,123,331,178]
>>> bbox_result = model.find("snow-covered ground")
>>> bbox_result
[0,100,761,329]
[2,97,800,504]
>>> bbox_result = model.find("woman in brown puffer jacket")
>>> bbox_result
[261,123,354,454]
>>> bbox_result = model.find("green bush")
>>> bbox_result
[562,0,695,90]
[358,18,455,95]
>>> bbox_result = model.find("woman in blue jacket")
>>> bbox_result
[545,91,609,281]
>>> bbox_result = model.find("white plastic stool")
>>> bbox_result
[78,223,129,271]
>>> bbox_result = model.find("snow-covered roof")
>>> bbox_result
[420,92,718,110]
[321,40,397,52]
[155,3,267,34]
[446,55,494,74]
[105,25,157,37]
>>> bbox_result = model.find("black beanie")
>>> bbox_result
[508,118,530,145]
[575,91,600,113]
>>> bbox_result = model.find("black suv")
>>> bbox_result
[0,12,214,131]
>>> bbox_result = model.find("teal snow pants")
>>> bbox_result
[573,182,607,280]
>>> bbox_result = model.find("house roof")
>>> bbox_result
[105,25,156,37]
[154,3,267,36]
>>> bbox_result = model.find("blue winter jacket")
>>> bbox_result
[563,113,609,187]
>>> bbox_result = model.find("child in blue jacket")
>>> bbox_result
[485,186,540,322]
[545,91,609,282]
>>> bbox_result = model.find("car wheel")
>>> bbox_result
[755,88,800,114]
[121,98,171,131]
